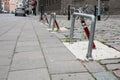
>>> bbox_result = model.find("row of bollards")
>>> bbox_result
[40,9,96,59]
[49,13,60,31]
[40,12,60,31]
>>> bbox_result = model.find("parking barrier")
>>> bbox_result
[44,13,49,24]
[80,18,96,49]
[41,13,49,24]
[70,12,96,59]
[49,13,60,31]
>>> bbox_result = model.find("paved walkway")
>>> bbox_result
[0,14,120,80]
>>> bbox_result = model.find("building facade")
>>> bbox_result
[1,0,23,13]
[0,0,7,12]
[38,0,73,14]
[38,0,120,15]
[5,0,16,13]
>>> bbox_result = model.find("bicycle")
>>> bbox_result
[75,1,110,21]
[74,4,95,20]
[100,5,110,21]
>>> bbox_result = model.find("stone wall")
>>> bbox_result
[38,0,120,15]
[109,0,120,14]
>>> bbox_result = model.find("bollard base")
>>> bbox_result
[97,15,101,21]
[86,54,93,61]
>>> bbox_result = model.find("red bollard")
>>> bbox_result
[55,20,60,30]
[81,20,96,49]
[84,27,96,49]
[46,18,49,24]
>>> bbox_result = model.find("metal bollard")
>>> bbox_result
[68,5,71,20]
[45,13,49,24]
[49,14,52,28]
[49,12,60,31]
[80,18,96,49]
[52,13,56,31]
[97,0,101,20]
[70,15,75,44]
[43,13,49,24]
[94,5,97,17]
[70,12,96,59]
[40,5,44,20]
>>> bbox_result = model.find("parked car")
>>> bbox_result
[0,10,8,13]
[25,7,32,15]
[2,10,8,13]
[15,7,26,16]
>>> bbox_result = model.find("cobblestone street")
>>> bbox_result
[53,15,120,52]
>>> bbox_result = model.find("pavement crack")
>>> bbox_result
[32,20,52,80]
[6,21,26,80]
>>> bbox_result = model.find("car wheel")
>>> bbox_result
[23,14,26,17]
[15,13,17,16]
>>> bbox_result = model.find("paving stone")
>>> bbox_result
[40,38,61,43]
[106,64,120,70]
[107,40,120,43]
[19,38,37,41]
[100,59,120,64]
[47,61,87,74]
[1,13,120,80]
[93,72,118,80]
[111,45,120,51]
[0,50,14,57]
[0,45,15,51]
[40,37,64,48]
[0,41,16,46]
[41,42,64,48]
[43,47,75,61]
[0,57,11,66]
[19,35,37,38]
[114,36,120,39]
[15,46,40,53]
[11,52,46,71]
[8,68,50,80]
[83,61,105,73]
[114,70,120,78]
[0,66,9,79]
[19,34,37,42]
[52,72,95,80]
[38,34,56,39]
[106,40,120,45]
[0,78,6,80]
[16,41,39,47]
[54,33,66,39]
[0,35,18,41]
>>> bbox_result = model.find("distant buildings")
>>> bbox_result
[0,0,2,12]
[1,0,24,13]
[1,0,120,14]
[5,0,16,13]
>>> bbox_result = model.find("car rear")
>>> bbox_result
[15,8,26,16]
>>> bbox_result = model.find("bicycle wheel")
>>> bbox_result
[82,5,94,14]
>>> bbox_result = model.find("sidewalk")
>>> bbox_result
[0,14,120,80]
